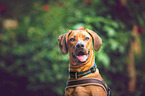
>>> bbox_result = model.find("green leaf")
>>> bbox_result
[110,21,119,28]
[97,52,110,67]
[73,23,84,29]
[104,26,116,37]
[109,39,119,51]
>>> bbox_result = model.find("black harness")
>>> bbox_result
[66,78,111,96]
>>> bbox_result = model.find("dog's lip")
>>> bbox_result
[72,51,90,63]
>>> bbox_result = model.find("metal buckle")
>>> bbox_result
[75,72,78,79]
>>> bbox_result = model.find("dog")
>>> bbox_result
[58,29,110,96]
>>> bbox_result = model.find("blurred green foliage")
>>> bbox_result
[0,0,145,96]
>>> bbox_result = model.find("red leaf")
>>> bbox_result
[43,5,50,11]
[0,6,7,13]
[77,27,85,30]
[137,27,143,34]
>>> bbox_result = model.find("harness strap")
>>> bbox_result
[65,78,111,96]
[69,63,97,79]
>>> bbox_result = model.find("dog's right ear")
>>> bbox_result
[86,29,102,52]
[58,30,72,54]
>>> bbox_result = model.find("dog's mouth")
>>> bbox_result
[72,51,90,63]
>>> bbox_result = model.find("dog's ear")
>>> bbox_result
[58,33,68,54]
[58,30,72,54]
[86,29,102,51]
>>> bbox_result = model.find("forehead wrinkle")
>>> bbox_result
[79,31,91,38]
[69,30,91,39]
[69,31,79,38]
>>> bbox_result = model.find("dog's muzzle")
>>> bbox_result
[72,43,90,63]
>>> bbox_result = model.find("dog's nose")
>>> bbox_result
[76,43,84,49]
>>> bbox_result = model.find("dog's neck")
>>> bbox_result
[69,50,95,73]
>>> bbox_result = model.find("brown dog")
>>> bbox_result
[58,29,110,96]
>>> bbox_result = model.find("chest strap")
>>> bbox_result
[65,78,111,96]
[68,63,97,79]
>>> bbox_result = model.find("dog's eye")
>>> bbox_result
[85,37,89,41]
[69,38,75,42]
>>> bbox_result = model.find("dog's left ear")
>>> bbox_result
[86,29,102,51]
[58,30,72,54]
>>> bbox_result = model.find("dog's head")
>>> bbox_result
[58,29,102,63]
